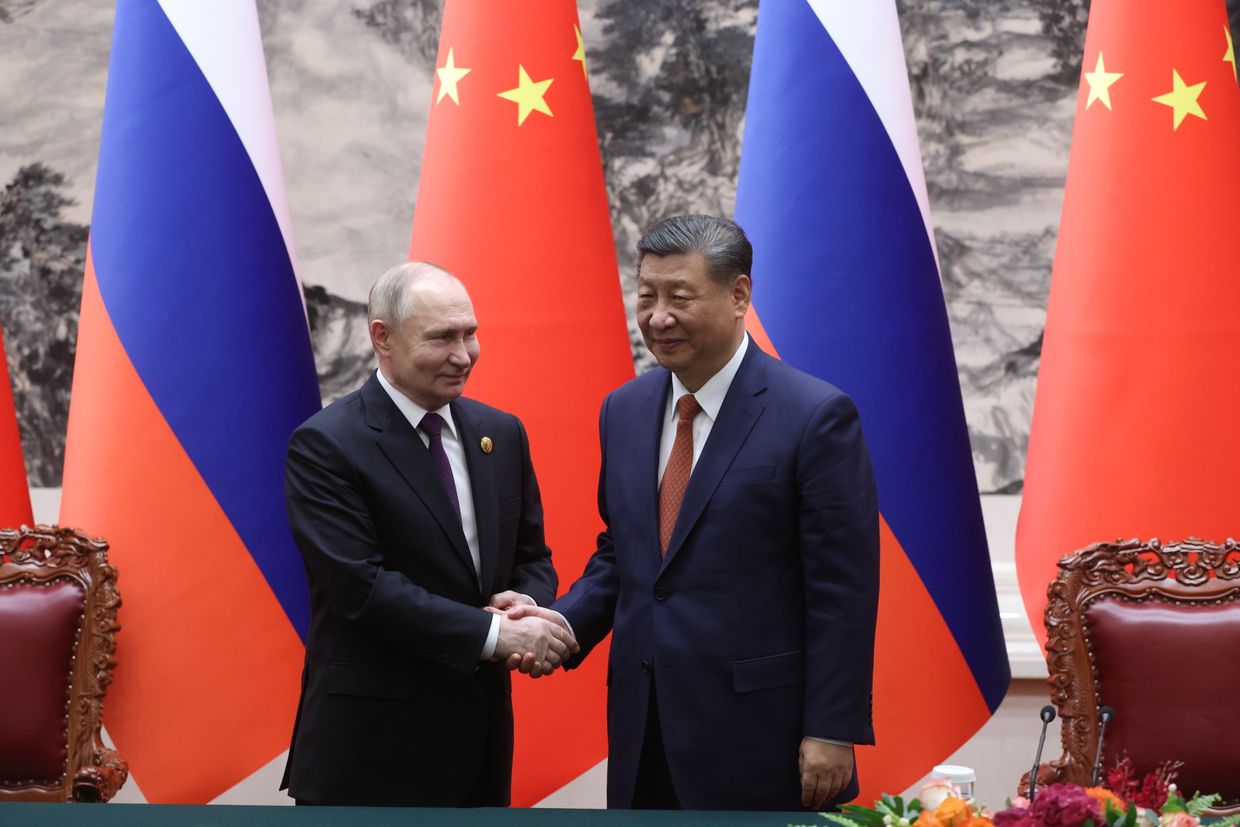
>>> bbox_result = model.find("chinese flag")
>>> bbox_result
[0,325,32,527]
[409,1,634,805]
[1017,0,1240,644]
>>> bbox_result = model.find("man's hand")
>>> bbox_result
[799,739,853,810]
[492,614,577,676]
[485,590,536,613]
[501,605,578,678]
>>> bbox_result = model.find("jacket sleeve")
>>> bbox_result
[504,415,558,607]
[797,392,880,744]
[551,394,620,666]
[284,423,492,673]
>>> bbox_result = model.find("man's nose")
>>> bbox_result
[649,304,676,329]
[447,341,471,365]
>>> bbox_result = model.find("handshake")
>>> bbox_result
[486,591,580,678]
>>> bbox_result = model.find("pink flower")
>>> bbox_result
[921,779,962,811]
[1159,814,1199,827]
[1008,797,1031,811]
[1030,784,1105,827]
[993,808,1039,827]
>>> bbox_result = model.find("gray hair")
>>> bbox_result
[367,261,454,326]
[636,215,753,286]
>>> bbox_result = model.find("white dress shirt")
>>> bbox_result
[376,369,501,659]
[658,333,750,482]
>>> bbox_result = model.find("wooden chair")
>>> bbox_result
[0,525,127,802]
[1034,538,1240,814]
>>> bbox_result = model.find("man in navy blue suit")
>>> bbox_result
[509,215,880,810]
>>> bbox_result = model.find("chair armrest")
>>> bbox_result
[71,749,129,803]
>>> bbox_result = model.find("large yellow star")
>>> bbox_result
[573,25,588,79]
[497,65,554,125]
[1083,52,1123,110]
[1225,26,1237,84]
[435,48,471,106]
[1152,69,1207,130]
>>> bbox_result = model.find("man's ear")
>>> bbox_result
[369,319,392,355]
[733,274,752,316]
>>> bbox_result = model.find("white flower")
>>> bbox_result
[899,818,911,826]
[884,816,894,826]
[919,779,960,811]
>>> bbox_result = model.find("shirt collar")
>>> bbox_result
[668,332,749,422]
[375,368,458,440]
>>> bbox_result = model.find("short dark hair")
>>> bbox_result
[636,215,753,286]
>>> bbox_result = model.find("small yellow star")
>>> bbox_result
[435,48,471,106]
[1152,69,1207,130]
[573,25,588,79]
[497,65,554,125]
[1083,52,1123,110]
[1225,26,1237,84]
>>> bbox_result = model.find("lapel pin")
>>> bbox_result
[480,436,493,454]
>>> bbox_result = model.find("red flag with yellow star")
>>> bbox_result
[409,0,633,805]
[1017,0,1240,643]
[0,325,32,527]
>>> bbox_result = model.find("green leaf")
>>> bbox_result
[822,814,864,827]
[1162,789,1188,814]
[1185,793,1219,817]
[841,804,886,820]
[876,801,902,819]
[880,794,906,817]
[835,804,885,827]
[1117,803,1137,827]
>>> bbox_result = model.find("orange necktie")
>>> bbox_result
[658,393,701,555]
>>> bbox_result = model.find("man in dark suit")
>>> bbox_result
[508,215,879,811]
[281,262,575,807]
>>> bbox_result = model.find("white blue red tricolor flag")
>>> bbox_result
[60,0,319,803]
[735,0,1010,798]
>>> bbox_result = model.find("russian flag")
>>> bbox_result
[59,0,320,803]
[735,0,1010,798]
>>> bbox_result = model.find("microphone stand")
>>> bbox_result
[1091,706,1115,787]
[1029,704,1056,802]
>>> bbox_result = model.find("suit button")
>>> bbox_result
[654,586,667,601]
[641,658,652,673]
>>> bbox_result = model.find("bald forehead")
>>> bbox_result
[368,261,468,326]
[408,269,470,306]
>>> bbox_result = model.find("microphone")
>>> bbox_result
[1090,706,1115,786]
[1029,705,1056,802]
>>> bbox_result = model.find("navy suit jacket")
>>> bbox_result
[281,372,557,806]
[554,343,879,810]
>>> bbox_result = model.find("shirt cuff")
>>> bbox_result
[806,737,852,746]
[480,612,501,660]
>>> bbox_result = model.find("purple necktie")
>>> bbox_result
[419,412,461,522]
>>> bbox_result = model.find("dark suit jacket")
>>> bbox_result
[554,343,879,810]
[281,372,557,806]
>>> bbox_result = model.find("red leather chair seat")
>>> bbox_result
[1085,596,1240,801]
[0,579,85,785]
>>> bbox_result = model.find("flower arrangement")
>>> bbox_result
[823,759,1240,827]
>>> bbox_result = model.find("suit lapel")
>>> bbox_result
[659,347,767,574]
[363,376,476,582]
[633,373,671,569]
[454,401,497,596]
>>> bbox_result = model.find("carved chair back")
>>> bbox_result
[0,525,127,802]
[1044,538,1240,813]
